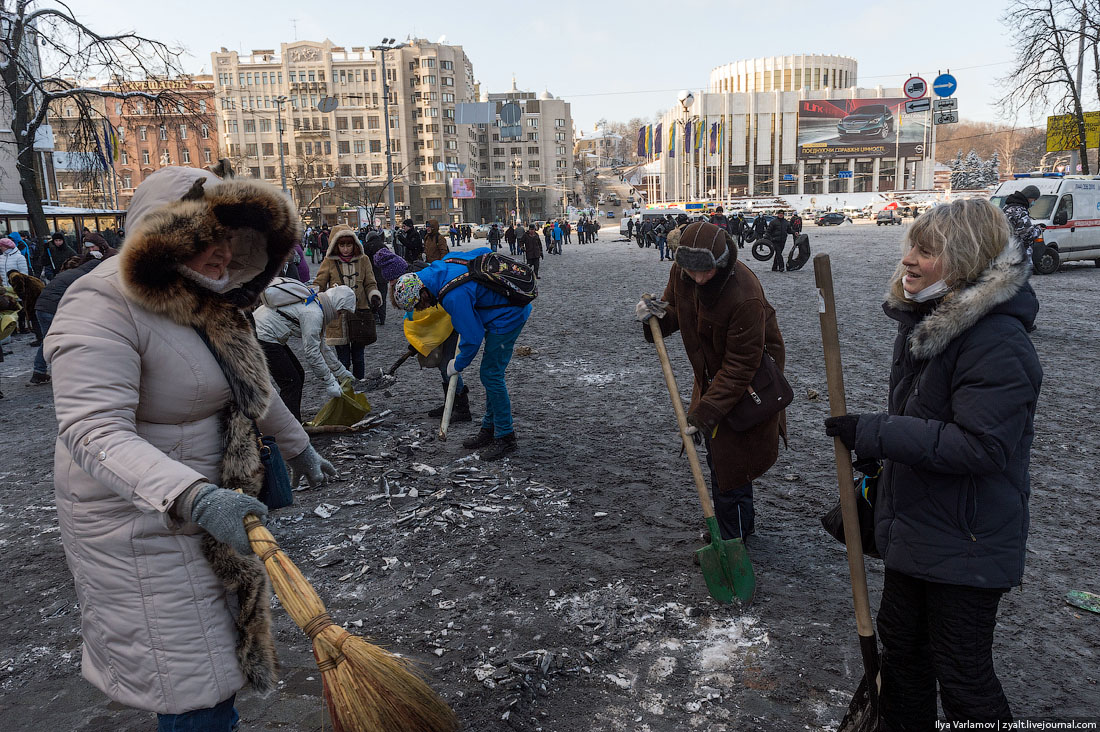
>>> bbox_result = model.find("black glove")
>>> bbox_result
[824,414,860,451]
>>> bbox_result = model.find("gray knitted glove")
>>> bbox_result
[288,444,338,489]
[189,484,267,554]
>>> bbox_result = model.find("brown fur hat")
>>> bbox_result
[121,168,300,309]
[674,222,735,271]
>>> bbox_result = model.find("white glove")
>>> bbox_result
[684,425,699,436]
[325,381,344,400]
[634,295,669,322]
[335,368,354,384]
[446,358,460,378]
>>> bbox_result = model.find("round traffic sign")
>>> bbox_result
[904,76,927,100]
[500,102,522,125]
[317,96,339,113]
[933,73,957,97]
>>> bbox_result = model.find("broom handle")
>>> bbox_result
[647,314,715,521]
[813,254,875,639]
[387,346,416,375]
[438,373,459,441]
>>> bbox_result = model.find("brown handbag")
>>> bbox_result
[345,309,377,346]
[722,348,793,431]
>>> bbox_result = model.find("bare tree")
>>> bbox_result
[1000,0,1092,173]
[0,0,204,237]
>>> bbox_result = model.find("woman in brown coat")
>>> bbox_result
[639,222,786,542]
[423,218,449,263]
[313,224,382,379]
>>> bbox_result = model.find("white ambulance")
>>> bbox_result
[991,173,1100,274]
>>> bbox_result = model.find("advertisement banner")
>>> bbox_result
[1046,112,1100,152]
[797,98,929,159]
[450,178,476,199]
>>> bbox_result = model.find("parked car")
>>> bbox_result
[876,210,902,226]
[473,224,492,239]
[837,103,895,140]
[816,212,850,226]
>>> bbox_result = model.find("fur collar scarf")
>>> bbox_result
[885,239,1031,360]
[118,176,300,697]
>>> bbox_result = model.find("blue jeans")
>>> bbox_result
[657,236,668,260]
[157,695,238,732]
[33,310,54,374]
[479,325,523,437]
[335,343,365,380]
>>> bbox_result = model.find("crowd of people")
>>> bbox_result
[0,161,1050,730]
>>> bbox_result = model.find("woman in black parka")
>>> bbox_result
[825,198,1042,728]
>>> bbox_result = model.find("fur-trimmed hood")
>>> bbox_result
[885,239,1037,359]
[121,168,300,310]
[325,224,362,258]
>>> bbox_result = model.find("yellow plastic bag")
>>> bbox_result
[403,305,454,357]
[307,380,371,427]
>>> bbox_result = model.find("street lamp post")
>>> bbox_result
[372,38,407,232]
[274,95,290,197]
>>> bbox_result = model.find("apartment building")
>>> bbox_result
[49,76,218,209]
[473,81,574,223]
[211,38,478,224]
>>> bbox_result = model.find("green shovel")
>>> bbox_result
[646,311,756,604]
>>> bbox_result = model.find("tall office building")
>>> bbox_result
[211,38,478,224]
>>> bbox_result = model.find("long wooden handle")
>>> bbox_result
[647,316,716,520]
[813,254,875,639]
[386,347,416,375]
[438,373,459,441]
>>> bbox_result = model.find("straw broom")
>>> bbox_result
[242,515,458,732]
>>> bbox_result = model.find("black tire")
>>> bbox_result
[1034,246,1060,275]
[786,234,811,271]
[752,241,774,261]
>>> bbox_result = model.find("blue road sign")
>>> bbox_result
[933,73,957,97]
[837,170,853,179]
[783,174,795,181]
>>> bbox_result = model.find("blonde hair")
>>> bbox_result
[889,198,1009,301]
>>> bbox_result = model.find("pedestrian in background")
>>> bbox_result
[448,222,460,249]
[362,230,390,326]
[424,219,450,263]
[488,223,503,252]
[766,211,790,272]
[398,219,424,262]
[0,236,28,289]
[1001,184,1042,266]
[636,222,785,542]
[824,198,1041,728]
[505,223,517,256]
[551,220,563,255]
[522,223,543,279]
[563,220,573,245]
[28,256,101,386]
[313,225,382,380]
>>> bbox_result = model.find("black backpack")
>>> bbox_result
[438,253,537,308]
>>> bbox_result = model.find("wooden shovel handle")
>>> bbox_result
[647,315,716,520]
[813,254,875,640]
[387,347,416,376]
[438,372,459,441]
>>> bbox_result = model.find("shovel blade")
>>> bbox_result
[696,537,755,605]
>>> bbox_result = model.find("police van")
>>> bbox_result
[991,173,1100,274]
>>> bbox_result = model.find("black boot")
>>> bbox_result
[451,386,472,422]
[428,382,450,418]
[462,427,495,450]
[480,432,517,461]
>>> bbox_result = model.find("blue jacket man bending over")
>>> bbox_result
[393,247,532,460]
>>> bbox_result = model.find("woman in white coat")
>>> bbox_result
[254,281,357,421]
[45,167,336,730]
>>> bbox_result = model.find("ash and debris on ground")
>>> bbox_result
[0,223,1097,731]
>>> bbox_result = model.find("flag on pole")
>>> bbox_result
[718,118,724,157]
[684,121,692,154]
[645,125,653,157]
[654,123,662,156]
[668,123,675,159]
[102,121,119,162]
[637,126,645,158]
[709,122,717,155]
[695,120,704,150]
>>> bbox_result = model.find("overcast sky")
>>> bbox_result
[83,0,1035,133]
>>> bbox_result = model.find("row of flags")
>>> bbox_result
[93,121,120,171]
[636,119,725,159]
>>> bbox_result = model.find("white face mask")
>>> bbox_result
[904,278,950,303]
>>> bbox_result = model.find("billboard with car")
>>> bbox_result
[797,98,929,159]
